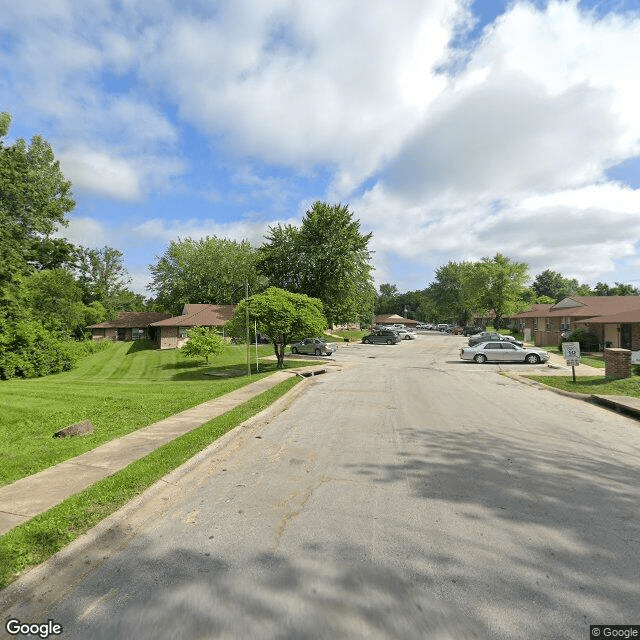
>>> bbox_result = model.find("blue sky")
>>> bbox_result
[2,0,640,296]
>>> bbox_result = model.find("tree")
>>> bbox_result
[472,254,529,327]
[424,261,480,325]
[258,202,376,326]
[226,287,327,369]
[375,283,400,314]
[20,268,90,339]
[74,246,131,304]
[593,282,640,296]
[149,236,263,315]
[180,326,226,363]
[0,113,75,288]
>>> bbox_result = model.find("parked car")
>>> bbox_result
[290,337,338,356]
[468,332,523,347]
[460,341,549,364]
[436,323,449,331]
[362,330,402,345]
[462,326,483,336]
[446,326,463,334]
[396,328,416,340]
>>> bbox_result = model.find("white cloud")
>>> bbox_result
[5,0,640,292]
[126,213,303,249]
[58,146,185,201]
[150,0,467,182]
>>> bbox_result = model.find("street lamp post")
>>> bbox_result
[245,280,251,377]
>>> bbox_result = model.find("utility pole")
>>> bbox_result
[245,280,251,376]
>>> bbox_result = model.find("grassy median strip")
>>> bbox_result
[0,375,300,590]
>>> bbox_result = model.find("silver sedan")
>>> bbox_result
[290,337,338,356]
[460,341,550,364]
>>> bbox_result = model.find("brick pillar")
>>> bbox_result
[604,348,631,380]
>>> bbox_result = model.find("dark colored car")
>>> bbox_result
[468,332,523,347]
[463,326,483,336]
[362,330,401,345]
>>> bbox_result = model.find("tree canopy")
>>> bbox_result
[473,254,529,327]
[149,236,263,315]
[226,287,327,369]
[0,113,75,288]
[258,202,376,326]
[180,326,226,363]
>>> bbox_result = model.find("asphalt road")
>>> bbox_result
[3,333,640,639]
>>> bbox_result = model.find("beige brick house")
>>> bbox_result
[87,311,172,341]
[511,297,640,348]
[150,304,237,350]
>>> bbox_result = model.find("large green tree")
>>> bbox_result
[74,246,130,302]
[0,113,75,288]
[226,287,327,369]
[424,261,480,325]
[149,236,262,315]
[472,253,529,327]
[258,202,376,326]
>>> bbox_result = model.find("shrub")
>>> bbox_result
[0,321,109,380]
[565,328,599,351]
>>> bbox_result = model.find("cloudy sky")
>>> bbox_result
[2,0,640,295]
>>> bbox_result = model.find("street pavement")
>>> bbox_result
[2,333,640,639]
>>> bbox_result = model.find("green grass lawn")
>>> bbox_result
[542,346,606,369]
[0,375,301,589]
[326,329,367,342]
[527,374,640,396]
[0,340,311,487]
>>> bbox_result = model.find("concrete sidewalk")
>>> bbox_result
[0,368,326,536]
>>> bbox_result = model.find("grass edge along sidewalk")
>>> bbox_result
[0,375,301,591]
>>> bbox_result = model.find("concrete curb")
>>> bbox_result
[503,371,640,422]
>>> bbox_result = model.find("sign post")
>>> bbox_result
[562,341,580,382]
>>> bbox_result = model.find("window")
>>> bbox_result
[545,317,551,331]
[533,318,538,330]
[179,327,188,338]
[131,328,144,340]
[500,343,516,349]
[485,343,501,349]
[560,317,570,331]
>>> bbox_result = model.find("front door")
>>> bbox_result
[117,328,126,341]
[621,324,632,350]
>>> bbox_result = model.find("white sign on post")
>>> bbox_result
[562,341,580,366]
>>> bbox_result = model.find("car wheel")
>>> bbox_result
[363,338,370,344]
[315,348,322,356]
[387,339,393,345]
[291,347,298,354]
[474,354,487,364]
[525,353,540,364]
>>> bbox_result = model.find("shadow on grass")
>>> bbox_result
[166,359,315,381]
[126,339,156,354]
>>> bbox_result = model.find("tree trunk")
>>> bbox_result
[276,343,285,369]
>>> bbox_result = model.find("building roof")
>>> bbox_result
[373,314,418,326]
[150,304,237,327]
[574,308,640,325]
[87,311,172,329]
[511,296,640,319]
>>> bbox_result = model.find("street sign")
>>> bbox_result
[562,341,580,366]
